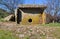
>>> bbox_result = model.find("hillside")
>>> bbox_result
[0,9,10,18]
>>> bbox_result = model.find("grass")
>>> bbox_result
[0,18,8,22]
[42,23,60,26]
[0,30,19,39]
[0,18,4,22]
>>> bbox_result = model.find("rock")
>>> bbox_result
[19,34,24,38]
[4,14,15,21]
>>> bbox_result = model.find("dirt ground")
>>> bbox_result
[0,22,60,39]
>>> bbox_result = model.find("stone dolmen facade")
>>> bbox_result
[15,4,47,24]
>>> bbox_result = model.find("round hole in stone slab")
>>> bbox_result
[28,18,32,23]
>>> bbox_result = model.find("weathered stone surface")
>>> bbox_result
[15,5,47,24]
[4,14,15,21]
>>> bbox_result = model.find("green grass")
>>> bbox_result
[42,23,60,26]
[0,18,7,22]
[0,18,4,22]
[0,30,19,39]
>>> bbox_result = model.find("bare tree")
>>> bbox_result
[0,0,23,13]
[46,0,60,23]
